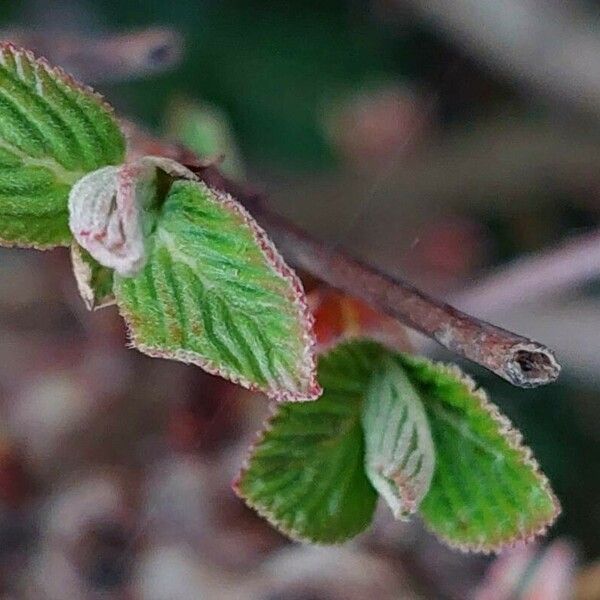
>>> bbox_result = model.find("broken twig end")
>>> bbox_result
[504,342,561,388]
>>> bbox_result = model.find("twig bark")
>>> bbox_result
[124,123,561,387]
[190,163,560,388]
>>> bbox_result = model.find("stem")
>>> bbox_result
[191,163,560,388]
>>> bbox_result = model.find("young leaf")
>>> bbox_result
[0,44,125,248]
[70,244,114,310]
[113,179,320,401]
[399,355,560,553]
[69,156,195,277]
[362,356,435,520]
[234,341,384,542]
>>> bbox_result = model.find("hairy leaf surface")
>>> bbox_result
[235,340,558,548]
[0,44,125,248]
[69,157,195,277]
[362,356,435,519]
[399,355,560,552]
[71,244,114,310]
[113,179,320,401]
[235,341,383,542]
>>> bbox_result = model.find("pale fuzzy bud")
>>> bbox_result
[68,157,196,277]
[68,164,146,277]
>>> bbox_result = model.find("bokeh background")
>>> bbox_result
[0,0,598,598]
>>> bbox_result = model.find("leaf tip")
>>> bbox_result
[209,185,322,402]
[0,42,118,119]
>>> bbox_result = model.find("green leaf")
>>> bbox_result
[398,355,560,553]
[362,356,435,520]
[113,179,320,401]
[71,244,114,311]
[235,340,558,548]
[0,44,125,248]
[234,341,383,542]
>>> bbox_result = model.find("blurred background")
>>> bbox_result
[0,0,598,598]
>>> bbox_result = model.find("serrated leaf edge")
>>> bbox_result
[0,43,123,250]
[0,43,118,121]
[0,229,71,251]
[117,179,321,402]
[410,359,561,554]
[232,400,372,544]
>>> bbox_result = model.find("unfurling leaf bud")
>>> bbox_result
[68,156,195,277]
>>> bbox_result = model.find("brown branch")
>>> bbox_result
[190,163,560,389]
[124,125,560,387]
